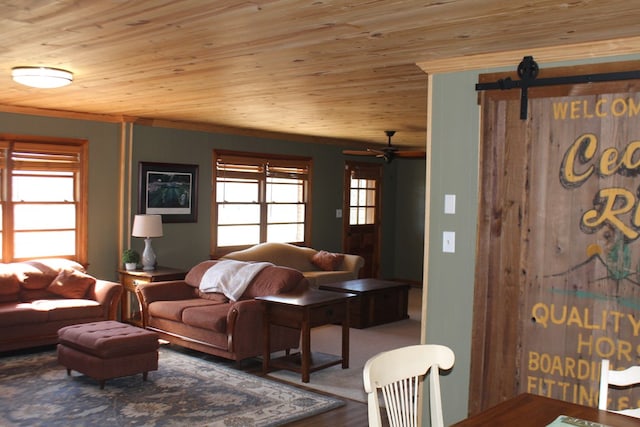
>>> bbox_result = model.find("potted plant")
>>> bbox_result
[122,249,140,271]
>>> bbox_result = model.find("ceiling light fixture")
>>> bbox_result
[11,66,73,89]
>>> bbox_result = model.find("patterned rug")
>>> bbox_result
[0,346,343,427]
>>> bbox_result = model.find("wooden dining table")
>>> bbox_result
[451,393,640,426]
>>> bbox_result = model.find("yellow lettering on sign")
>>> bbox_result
[560,134,597,186]
[531,303,639,336]
[581,187,638,240]
[526,374,597,406]
[560,134,640,187]
[552,97,640,120]
[528,351,599,380]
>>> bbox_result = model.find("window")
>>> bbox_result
[212,150,311,256]
[349,175,377,225]
[0,135,88,263]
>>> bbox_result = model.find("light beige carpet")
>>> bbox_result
[268,287,422,402]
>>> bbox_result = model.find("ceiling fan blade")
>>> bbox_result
[367,148,388,155]
[343,149,375,156]
[395,151,426,158]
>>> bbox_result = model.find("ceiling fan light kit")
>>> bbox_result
[11,66,73,89]
[343,130,426,163]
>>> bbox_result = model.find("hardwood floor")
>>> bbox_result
[284,396,369,426]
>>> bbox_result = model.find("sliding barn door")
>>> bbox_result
[470,61,640,414]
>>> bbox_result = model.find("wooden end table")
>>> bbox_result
[118,266,187,326]
[319,278,410,328]
[257,289,355,383]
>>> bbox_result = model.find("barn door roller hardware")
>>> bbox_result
[475,56,640,120]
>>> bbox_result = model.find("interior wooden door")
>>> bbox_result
[343,161,382,278]
[470,60,640,414]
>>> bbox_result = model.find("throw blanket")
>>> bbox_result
[199,259,273,301]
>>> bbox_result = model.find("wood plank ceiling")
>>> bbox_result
[1,1,640,149]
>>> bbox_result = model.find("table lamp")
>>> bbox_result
[132,214,163,270]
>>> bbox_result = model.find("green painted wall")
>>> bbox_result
[427,70,480,425]
[427,54,640,425]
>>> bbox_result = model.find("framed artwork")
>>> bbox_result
[138,162,198,223]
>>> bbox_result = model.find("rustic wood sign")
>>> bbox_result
[471,61,640,414]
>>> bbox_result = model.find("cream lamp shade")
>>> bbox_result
[132,214,163,270]
[11,67,73,89]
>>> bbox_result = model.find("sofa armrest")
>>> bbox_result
[227,299,264,352]
[92,280,123,320]
[340,253,365,274]
[136,280,195,304]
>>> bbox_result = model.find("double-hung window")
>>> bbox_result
[0,135,88,263]
[212,150,311,256]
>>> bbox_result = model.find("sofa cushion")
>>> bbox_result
[0,302,50,326]
[30,299,103,321]
[148,299,220,322]
[240,265,304,299]
[223,242,318,272]
[12,263,55,290]
[195,289,229,303]
[0,266,20,303]
[25,258,86,275]
[20,289,59,302]
[181,303,230,332]
[46,269,96,299]
[184,260,220,287]
[311,250,345,271]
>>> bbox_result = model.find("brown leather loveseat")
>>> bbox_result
[0,258,123,352]
[136,260,308,362]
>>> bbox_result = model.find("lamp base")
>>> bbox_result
[141,237,157,271]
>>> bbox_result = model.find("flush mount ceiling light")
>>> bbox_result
[11,66,73,88]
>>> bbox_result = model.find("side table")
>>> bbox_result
[257,289,355,383]
[118,266,187,326]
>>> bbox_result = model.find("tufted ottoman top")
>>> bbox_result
[58,320,159,358]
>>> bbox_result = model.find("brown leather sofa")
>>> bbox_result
[136,260,308,362]
[0,258,123,352]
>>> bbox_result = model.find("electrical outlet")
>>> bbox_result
[443,231,455,253]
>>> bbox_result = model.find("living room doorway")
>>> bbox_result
[343,161,382,278]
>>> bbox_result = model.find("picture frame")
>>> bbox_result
[138,162,198,223]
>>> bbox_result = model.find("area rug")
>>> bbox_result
[0,347,343,427]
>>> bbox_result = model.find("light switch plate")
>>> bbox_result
[443,231,455,253]
[445,194,456,214]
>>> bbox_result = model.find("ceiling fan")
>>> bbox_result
[343,131,426,163]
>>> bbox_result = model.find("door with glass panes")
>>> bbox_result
[343,161,382,278]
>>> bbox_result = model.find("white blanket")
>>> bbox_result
[198,259,273,301]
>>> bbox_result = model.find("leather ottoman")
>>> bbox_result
[57,320,159,389]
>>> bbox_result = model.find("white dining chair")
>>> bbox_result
[362,344,455,427]
[598,359,640,418]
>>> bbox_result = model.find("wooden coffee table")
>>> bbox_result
[257,289,355,383]
[319,278,410,328]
